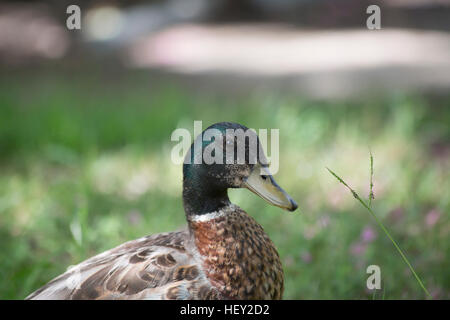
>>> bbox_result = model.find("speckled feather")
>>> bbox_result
[189,205,284,299]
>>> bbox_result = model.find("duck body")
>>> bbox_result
[27,204,283,300]
[27,122,296,300]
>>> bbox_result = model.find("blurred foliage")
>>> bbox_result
[0,68,448,299]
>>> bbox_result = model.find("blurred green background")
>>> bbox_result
[0,0,449,299]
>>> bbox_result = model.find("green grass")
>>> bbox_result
[0,68,449,299]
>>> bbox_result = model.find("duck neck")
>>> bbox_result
[182,173,231,218]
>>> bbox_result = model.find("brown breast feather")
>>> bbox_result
[189,207,284,300]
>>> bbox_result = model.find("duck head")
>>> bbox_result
[182,122,298,217]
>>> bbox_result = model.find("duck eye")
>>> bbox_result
[261,175,268,181]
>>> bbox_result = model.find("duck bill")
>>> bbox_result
[244,164,298,212]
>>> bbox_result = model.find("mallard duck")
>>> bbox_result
[26,122,297,300]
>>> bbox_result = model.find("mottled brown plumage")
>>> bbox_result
[189,206,284,299]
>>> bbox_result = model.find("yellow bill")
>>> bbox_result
[244,164,298,212]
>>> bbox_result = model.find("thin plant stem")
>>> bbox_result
[326,167,432,299]
[369,150,374,208]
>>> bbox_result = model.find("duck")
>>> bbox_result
[26,122,298,300]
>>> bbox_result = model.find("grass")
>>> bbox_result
[0,66,449,299]
[327,161,432,299]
